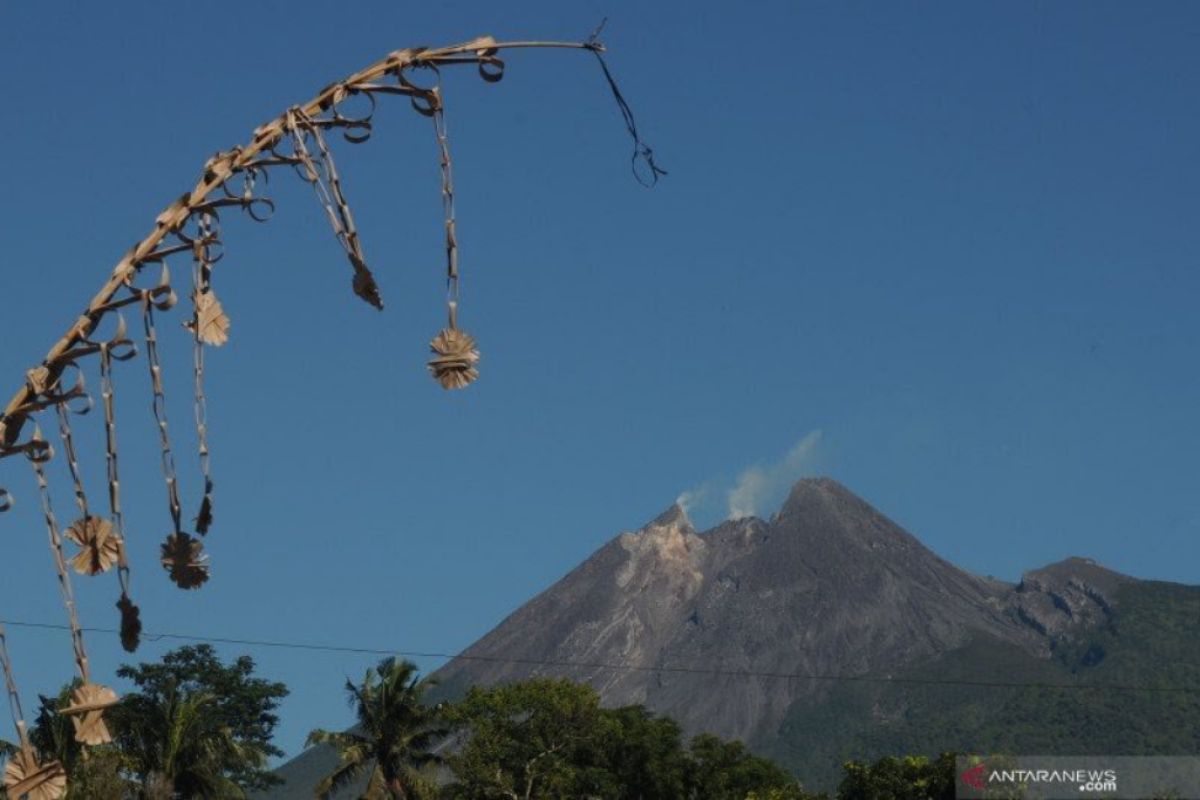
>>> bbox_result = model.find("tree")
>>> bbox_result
[836,754,955,800]
[307,658,447,800]
[443,678,606,800]
[118,684,253,798]
[442,679,812,800]
[688,733,806,800]
[114,644,288,797]
[586,705,691,800]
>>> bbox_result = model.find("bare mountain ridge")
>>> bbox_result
[432,477,1128,742]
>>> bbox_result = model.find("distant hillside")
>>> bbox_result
[764,579,1200,788]
[263,478,1200,796]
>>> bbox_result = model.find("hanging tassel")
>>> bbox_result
[117,593,142,653]
[195,481,214,536]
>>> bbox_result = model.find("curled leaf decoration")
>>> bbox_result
[189,290,231,346]
[62,683,119,746]
[428,328,480,390]
[63,516,121,576]
[160,532,210,590]
[117,593,142,653]
[3,749,66,800]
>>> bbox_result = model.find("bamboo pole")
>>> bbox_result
[0,36,600,449]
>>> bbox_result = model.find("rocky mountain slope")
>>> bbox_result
[263,478,1198,796]
[432,478,1123,742]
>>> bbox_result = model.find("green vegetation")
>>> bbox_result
[306,658,447,800]
[437,677,806,800]
[766,581,1200,788]
[0,644,287,799]
[115,644,289,795]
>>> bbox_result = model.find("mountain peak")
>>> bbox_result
[647,502,692,532]
[780,476,857,510]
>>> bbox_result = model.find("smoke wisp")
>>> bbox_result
[727,430,823,519]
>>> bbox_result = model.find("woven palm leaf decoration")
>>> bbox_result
[191,291,231,347]
[1,625,67,799]
[97,317,144,650]
[62,682,120,747]
[0,34,659,724]
[52,384,128,581]
[185,213,224,537]
[4,747,67,800]
[161,531,210,589]
[416,67,483,391]
[26,426,121,745]
[64,515,121,576]
[428,305,480,390]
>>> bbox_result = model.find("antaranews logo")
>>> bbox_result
[959,755,1200,799]
[960,763,987,791]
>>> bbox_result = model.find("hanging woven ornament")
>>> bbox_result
[141,284,210,590]
[27,427,120,746]
[190,291,230,347]
[1,624,67,800]
[117,594,142,653]
[421,80,479,390]
[4,748,67,800]
[161,531,209,589]
[428,303,480,390]
[63,516,121,576]
[286,108,383,310]
[61,683,119,747]
[97,320,143,651]
[53,375,124,578]
[186,215,223,536]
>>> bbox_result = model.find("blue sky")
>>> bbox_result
[0,1,1197,759]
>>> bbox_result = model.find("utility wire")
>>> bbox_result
[1,618,1196,695]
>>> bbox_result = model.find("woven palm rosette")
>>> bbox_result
[63,516,122,576]
[61,683,119,746]
[3,747,66,800]
[427,305,480,390]
[161,532,210,589]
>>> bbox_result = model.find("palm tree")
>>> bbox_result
[115,682,253,799]
[307,658,447,800]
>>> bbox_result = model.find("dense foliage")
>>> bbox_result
[113,644,289,796]
[0,645,287,799]
[438,678,807,800]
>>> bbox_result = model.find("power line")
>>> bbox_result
[1,618,1196,695]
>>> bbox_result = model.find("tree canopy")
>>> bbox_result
[442,678,807,800]
[114,644,288,796]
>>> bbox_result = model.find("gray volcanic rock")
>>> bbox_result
[1007,557,1128,644]
[432,478,1075,741]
